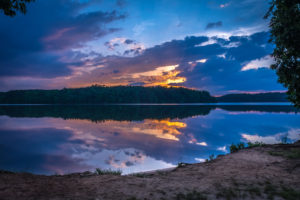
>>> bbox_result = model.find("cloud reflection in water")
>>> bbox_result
[0,105,299,175]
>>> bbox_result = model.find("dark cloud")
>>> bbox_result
[104,35,210,72]
[206,21,223,29]
[0,0,125,79]
[0,0,283,95]
[176,32,283,93]
[180,57,282,94]
[0,53,71,78]
[123,47,142,56]
[69,31,284,94]
[43,10,125,51]
[116,0,127,8]
[124,39,134,44]
[0,128,90,174]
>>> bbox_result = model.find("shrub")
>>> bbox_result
[230,142,245,153]
[176,191,207,200]
[247,142,265,148]
[95,168,122,175]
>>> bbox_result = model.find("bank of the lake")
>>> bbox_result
[1,141,299,200]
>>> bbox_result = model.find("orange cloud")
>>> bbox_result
[62,63,187,89]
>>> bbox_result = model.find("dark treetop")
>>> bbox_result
[0,86,290,104]
[0,86,216,104]
[265,0,300,107]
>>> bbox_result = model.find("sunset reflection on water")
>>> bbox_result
[0,105,299,175]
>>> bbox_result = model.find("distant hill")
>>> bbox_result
[0,86,290,104]
[217,92,289,103]
[0,86,216,104]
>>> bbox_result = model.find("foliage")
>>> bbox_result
[95,168,122,175]
[205,154,215,162]
[269,149,300,159]
[217,92,288,103]
[229,142,245,153]
[265,0,300,107]
[264,182,300,200]
[278,186,300,200]
[247,142,265,148]
[230,142,267,153]
[247,186,261,197]
[281,135,288,144]
[216,187,237,200]
[126,198,138,200]
[0,0,35,16]
[177,162,191,168]
[176,191,207,200]
[0,85,216,104]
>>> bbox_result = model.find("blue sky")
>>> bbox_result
[0,0,286,94]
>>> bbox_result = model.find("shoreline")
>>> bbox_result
[1,142,299,200]
[0,102,293,106]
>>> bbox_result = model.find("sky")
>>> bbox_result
[0,0,286,95]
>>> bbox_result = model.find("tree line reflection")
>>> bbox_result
[0,105,297,122]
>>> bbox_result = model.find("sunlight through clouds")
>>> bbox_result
[241,55,275,71]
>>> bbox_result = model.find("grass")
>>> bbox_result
[177,162,191,168]
[126,197,138,200]
[263,181,300,200]
[230,141,267,153]
[278,186,300,200]
[215,179,299,200]
[268,149,300,159]
[216,187,237,200]
[247,142,266,148]
[176,191,207,200]
[95,168,122,175]
[247,186,261,197]
[132,173,148,178]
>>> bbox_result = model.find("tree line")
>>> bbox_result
[0,86,217,104]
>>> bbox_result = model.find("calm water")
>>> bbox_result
[0,104,299,175]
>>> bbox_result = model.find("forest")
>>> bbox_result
[0,85,216,104]
[216,92,288,102]
[0,86,289,104]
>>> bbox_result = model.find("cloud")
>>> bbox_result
[133,21,155,36]
[0,0,125,80]
[104,37,145,56]
[43,10,125,51]
[241,55,274,71]
[241,129,300,144]
[217,146,227,152]
[64,35,210,87]
[195,158,206,162]
[116,0,126,8]
[68,30,280,94]
[220,3,230,8]
[206,21,223,29]
[0,127,90,174]
[0,26,285,94]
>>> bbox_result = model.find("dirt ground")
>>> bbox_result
[0,142,300,200]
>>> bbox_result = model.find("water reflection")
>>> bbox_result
[0,105,299,175]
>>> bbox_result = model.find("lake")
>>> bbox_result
[0,104,299,175]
